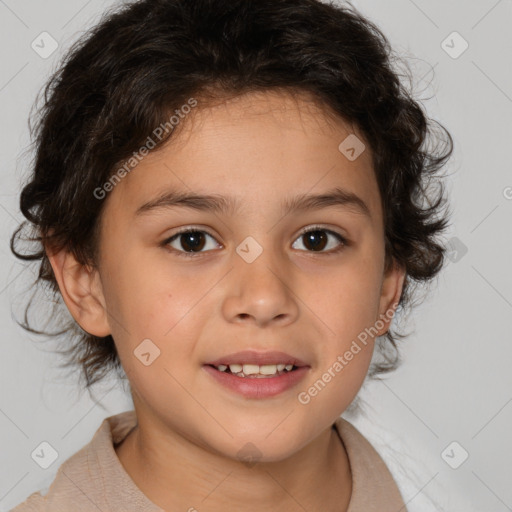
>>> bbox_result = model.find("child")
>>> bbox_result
[10,0,452,510]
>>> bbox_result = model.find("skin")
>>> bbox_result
[47,89,405,512]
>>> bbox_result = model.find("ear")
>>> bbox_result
[46,246,111,337]
[375,258,406,337]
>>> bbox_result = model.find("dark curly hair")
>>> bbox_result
[10,0,453,389]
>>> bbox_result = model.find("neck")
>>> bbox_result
[116,409,352,512]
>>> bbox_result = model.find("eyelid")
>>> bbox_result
[168,225,219,240]
[296,224,348,242]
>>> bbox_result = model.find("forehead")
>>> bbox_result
[107,89,381,223]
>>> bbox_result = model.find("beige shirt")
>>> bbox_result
[11,410,406,511]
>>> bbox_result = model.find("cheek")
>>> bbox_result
[302,254,382,396]
[101,249,203,338]
[312,266,382,340]
[102,256,210,387]
[294,337,373,433]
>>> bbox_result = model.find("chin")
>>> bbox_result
[205,430,308,465]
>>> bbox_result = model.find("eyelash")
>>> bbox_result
[161,225,349,259]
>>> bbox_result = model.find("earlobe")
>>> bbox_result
[376,259,406,336]
[46,247,111,337]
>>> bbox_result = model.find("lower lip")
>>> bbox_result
[202,365,309,399]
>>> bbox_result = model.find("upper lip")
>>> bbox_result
[206,350,309,367]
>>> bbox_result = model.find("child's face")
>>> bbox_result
[68,90,404,460]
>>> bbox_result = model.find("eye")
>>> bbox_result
[292,226,348,253]
[163,228,221,258]
[162,225,348,258]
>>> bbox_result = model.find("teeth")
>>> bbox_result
[243,364,260,375]
[259,364,278,375]
[214,363,296,377]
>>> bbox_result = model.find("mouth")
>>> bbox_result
[203,350,310,398]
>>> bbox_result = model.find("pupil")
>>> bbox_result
[304,230,327,251]
[181,232,205,252]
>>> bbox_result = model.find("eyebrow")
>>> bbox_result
[135,186,371,219]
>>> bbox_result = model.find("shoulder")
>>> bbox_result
[10,410,161,512]
[10,491,46,512]
[333,417,407,512]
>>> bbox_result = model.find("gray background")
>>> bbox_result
[1,1,511,510]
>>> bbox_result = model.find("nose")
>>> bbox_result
[221,244,299,328]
